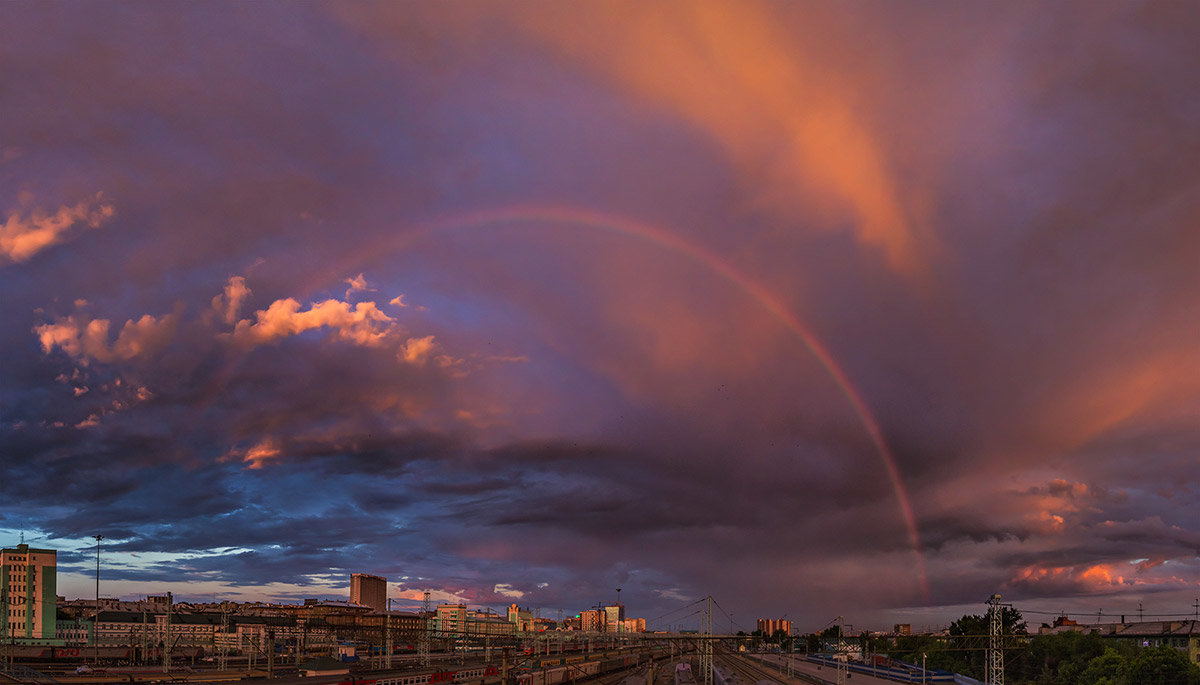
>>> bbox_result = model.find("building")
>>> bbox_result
[324,610,424,646]
[619,618,646,633]
[603,604,624,632]
[579,609,604,632]
[434,604,514,638]
[1,544,59,643]
[757,618,792,637]
[508,604,534,632]
[350,574,387,613]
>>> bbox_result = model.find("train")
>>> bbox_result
[674,662,696,685]
[332,665,501,685]
[517,652,643,685]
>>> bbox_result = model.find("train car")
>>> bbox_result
[516,651,649,685]
[674,662,696,685]
[332,665,500,685]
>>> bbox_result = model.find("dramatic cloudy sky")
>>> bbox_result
[4,1,1200,630]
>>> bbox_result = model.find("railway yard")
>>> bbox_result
[0,643,943,685]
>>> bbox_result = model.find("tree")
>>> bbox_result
[1125,644,1200,685]
[1077,647,1127,685]
[1016,630,1109,684]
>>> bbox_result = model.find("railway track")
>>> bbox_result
[714,652,829,685]
[578,658,654,685]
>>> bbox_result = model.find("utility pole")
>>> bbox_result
[219,601,228,671]
[385,597,393,670]
[700,596,713,685]
[987,594,1003,685]
[296,616,306,668]
[836,617,848,685]
[419,592,431,668]
[163,592,172,674]
[93,535,103,665]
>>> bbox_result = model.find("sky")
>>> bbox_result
[3,0,1200,632]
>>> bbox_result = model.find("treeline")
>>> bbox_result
[887,610,1200,685]
[741,608,1200,685]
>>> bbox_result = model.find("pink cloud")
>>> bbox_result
[400,335,437,364]
[230,298,395,347]
[1,193,114,263]
[211,276,252,325]
[344,272,374,298]
[34,311,178,364]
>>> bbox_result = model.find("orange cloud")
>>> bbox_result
[211,276,252,325]
[1012,562,1130,591]
[35,311,178,364]
[505,3,929,276]
[344,272,374,298]
[230,298,395,347]
[1028,343,1200,451]
[242,438,283,469]
[1,193,114,263]
[1010,558,1194,595]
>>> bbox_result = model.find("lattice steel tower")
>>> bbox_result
[987,594,1004,685]
[419,591,432,668]
[836,616,848,685]
[700,596,713,685]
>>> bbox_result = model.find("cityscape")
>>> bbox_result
[5,541,1200,684]
[5,1,1200,684]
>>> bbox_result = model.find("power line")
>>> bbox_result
[647,597,709,624]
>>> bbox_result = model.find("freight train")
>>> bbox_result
[515,654,638,685]
[330,665,501,685]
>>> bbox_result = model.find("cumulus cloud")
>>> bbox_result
[230,298,395,347]
[493,583,524,599]
[1,194,114,263]
[344,272,374,298]
[35,311,178,364]
[400,335,437,364]
[211,276,252,325]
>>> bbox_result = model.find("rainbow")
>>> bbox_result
[297,204,929,600]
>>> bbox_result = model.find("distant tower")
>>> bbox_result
[350,573,388,612]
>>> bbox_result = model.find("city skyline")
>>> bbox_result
[4,2,1200,632]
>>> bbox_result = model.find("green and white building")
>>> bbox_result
[1,544,60,644]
